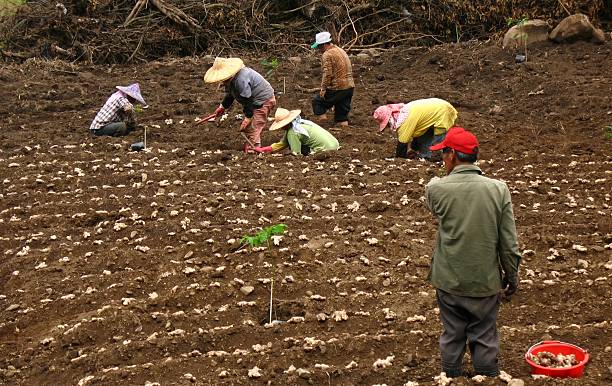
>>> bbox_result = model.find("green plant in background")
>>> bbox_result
[240,223,287,324]
[604,125,612,140]
[261,57,280,77]
[507,17,529,61]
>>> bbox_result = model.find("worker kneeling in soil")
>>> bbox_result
[89,83,147,137]
[373,98,458,160]
[204,57,276,151]
[253,108,339,156]
[425,127,521,378]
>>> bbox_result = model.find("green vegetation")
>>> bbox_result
[506,17,529,61]
[604,125,612,140]
[240,223,288,324]
[0,0,25,17]
[260,57,280,77]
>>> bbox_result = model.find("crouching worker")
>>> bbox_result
[204,57,276,150]
[89,83,147,137]
[373,98,457,160]
[254,108,339,156]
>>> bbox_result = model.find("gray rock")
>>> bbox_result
[508,379,525,386]
[503,20,550,49]
[592,28,606,44]
[550,14,594,43]
[240,285,254,295]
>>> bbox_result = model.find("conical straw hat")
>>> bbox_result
[269,108,301,131]
[204,57,244,83]
[116,83,147,106]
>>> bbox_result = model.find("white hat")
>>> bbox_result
[311,31,332,49]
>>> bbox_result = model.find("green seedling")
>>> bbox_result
[507,17,529,61]
[240,223,287,324]
[604,125,612,140]
[134,104,143,113]
[261,57,280,77]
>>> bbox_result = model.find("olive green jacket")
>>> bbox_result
[425,165,521,297]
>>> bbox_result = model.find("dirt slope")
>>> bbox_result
[0,40,611,385]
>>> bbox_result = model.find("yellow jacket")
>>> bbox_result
[397,98,458,143]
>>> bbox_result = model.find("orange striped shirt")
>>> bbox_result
[321,44,354,91]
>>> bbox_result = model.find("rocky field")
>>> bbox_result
[0,39,611,385]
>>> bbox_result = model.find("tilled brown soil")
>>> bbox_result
[0,40,611,386]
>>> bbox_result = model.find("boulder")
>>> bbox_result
[503,20,550,49]
[591,28,606,44]
[549,14,595,43]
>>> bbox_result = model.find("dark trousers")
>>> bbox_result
[91,121,135,137]
[312,88,354,122]
[436,289,500,377]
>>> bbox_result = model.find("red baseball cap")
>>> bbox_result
[430,126,479,154]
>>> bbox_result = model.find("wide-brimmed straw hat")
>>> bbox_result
[204,57,244,83]
[116,83,147,106]
[269,108,301,131]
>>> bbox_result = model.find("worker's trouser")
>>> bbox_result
[91,121,135,137]
[410,126,446,159]
[245,95,276,147]
[436,289,500,377]
[312,88,354,123]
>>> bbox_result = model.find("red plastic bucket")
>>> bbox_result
[525,340,589,378]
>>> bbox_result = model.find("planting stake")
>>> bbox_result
[144,126,147,149]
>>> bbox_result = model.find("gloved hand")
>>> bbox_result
[502,275,518,298]
[240,117,252,132]
[214,105,225,117]
[396,142,408,158]
[253,146,273,153]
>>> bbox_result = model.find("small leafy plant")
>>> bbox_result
[507,17,529,61]
[604,125,612,140]
[240,223,287,324]
[261,57,280,77]
[134,104,143,113]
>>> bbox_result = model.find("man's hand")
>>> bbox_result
[214,105,225,117]
[502,276,518,298]
[319,89,325,98]
[240,117,252,132]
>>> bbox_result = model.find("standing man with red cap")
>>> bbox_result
[425,127,521,378]
[311,31,354,127]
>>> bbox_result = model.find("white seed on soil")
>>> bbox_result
[310,294,326,301]
[366,237,379,245]
[434,372,452,386]
[35,261,47,269]
[315,363,330,370]
[572,244,587,252]
[40,337,55,345]
[332,310,348,321]
[134,245,150,253]
[472,374,486,383]
[248,366,262,378]
[576,259,589,268]
[345,361,358,369]
[373,355,394,369]
[316,313,328,322]
[406,315,426,322]
[288,316,305,323]
[382,308,396,320]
